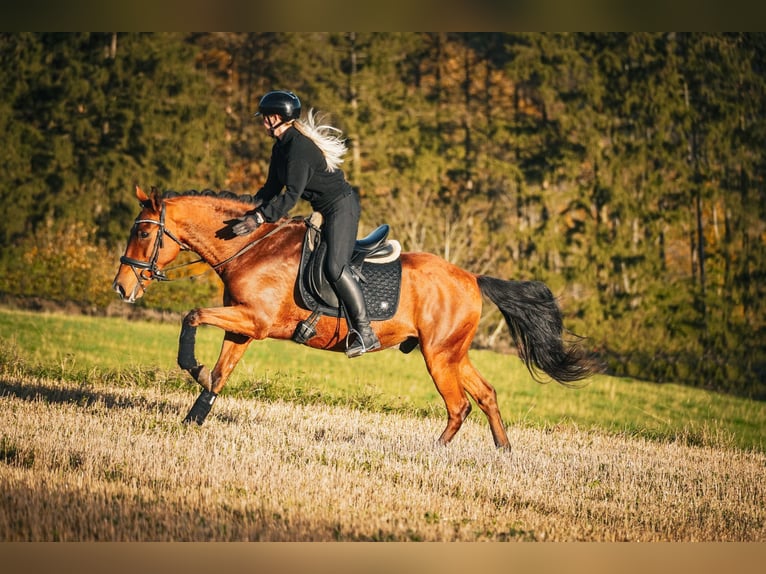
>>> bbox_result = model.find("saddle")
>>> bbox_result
[294,213,403,343]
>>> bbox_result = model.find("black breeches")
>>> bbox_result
[321,190,360,283]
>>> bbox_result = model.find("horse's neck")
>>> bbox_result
[170,200,245,264]
[169,200,300,267]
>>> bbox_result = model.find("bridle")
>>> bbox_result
[119,202,293,291]
[119,202,189,285]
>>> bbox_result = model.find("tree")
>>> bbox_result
[1,32,764,395]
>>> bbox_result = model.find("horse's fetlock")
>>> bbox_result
[190,364,212,392]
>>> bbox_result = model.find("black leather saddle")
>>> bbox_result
[296,214,402,322]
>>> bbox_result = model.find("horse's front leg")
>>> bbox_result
[178,307,258,425]
[178,312,212,391]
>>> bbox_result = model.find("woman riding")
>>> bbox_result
[231,90,380,358]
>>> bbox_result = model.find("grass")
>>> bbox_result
[1,371,764,541]
[0,306,763,453]
[1,306,764,541]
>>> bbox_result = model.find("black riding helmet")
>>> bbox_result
[254,90,301,121]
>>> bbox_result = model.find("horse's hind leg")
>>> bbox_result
[458,357,510,449]
[421,346,473,445]
[432,371,472,446]
[423,344,509,449]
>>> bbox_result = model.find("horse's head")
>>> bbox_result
[112,185,186,303]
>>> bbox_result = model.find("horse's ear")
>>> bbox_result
[135,185,149,204]
[135,184,161,210]
[148,186,163,210]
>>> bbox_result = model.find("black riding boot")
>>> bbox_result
[332,267,381,358]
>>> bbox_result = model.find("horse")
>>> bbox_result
[112,185,596,449]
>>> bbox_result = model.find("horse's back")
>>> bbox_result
[400,251,478,284]
[398,250,482,319]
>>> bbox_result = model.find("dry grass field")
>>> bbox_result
[1,369,763,542]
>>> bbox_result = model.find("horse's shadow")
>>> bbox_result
[0,378,238,424]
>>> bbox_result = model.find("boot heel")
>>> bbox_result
[345,329,364,358]
[345,327,381,358]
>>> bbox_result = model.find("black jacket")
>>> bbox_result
[255,126,353,222]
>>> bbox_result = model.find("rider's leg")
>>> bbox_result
[323,190,380,357]
[331,266,381,357]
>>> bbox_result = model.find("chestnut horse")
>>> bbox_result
[113,186,595,449]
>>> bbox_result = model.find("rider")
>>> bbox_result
[231,90,381,358]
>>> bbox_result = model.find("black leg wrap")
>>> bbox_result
[178,323,199,370]
[183,389,217,425]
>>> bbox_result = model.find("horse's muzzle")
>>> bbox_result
[112,277,139,304]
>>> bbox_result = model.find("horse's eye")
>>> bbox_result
[139,230,150,239]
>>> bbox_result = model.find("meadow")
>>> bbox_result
[0,306,764,541]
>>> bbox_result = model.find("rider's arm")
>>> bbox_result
[257,157,312,222]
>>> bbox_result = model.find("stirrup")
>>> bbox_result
[345,328,380,358]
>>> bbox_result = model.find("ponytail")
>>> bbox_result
[293,109,347,172]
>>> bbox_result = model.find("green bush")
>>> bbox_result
[0,222,222,313]
[0,222,115,309]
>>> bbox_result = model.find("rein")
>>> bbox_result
[207,219,291,272]
[120,203,291,284]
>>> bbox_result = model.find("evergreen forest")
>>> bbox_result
[1,32,764,398]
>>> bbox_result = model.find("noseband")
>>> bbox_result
[120,203,189,283]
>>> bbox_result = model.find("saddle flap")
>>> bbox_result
[297,218,402,321]
[309,241,337,308]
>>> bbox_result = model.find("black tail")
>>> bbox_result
[477,276,597,386]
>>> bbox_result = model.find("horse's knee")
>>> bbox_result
[183,308,202,327]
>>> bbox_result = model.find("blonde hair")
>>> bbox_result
[293,109,347,172]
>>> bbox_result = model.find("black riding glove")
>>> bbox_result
[231,211,264,236]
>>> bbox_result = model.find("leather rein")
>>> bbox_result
[119,203,290,284]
